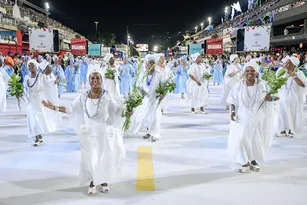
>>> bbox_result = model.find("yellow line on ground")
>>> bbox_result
[136,146,155,191]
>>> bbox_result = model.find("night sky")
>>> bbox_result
[28,0,248,44]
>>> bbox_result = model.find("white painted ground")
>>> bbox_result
[0,84,307,205]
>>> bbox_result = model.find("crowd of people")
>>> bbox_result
[195,0,307,40]
[0,0,82,38]
[0,49,306,194]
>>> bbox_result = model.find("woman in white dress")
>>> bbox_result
[186,53,209,114]
[0,57,10,112]
[227,61,279,173]
[221,54,242,110]
[275,56,307,138]
[24,60,60,146]
[103,54,120,97]
[42,71,126,195]
[128,56,166,142]
[155,54,173,113]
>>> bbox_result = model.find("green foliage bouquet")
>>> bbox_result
[203,73,213,81]
[155,79,176,109]
[258,68,298,111]
[8,74,24,110]
[104,67,116,79]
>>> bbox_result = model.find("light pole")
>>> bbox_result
[126,26,130,55]
[200,22,204,30]
[225,6,229,21]
[153,45,158,52]
[45,2,50,27]
[95,22,99,33]
[194,25,198,33]
[208,17,212,25]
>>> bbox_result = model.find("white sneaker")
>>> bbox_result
[238,165,250,173]
[33,141,42,147]
[288,133,294,138]
[101,184,110,193]
[88,186,96,195]
[275,133,287,137]
[250,164,260,172]
[151,136,158,142]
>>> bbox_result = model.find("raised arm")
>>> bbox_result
[42,100,67,113]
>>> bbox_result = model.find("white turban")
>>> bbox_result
[180,55,187,61]
[45,54,51,60]
[244,59,259,71]
[52,55,59,62]
[103,53,114,62]
[190,53,201,62]
[41,62,51,71]
[89,67,104,78]
[154,53,164,63]
[145,54,156,62]
[230,54,238,63]
[289,56,300,67]
[282,56,300,67]
[27,59,39,69]
[37,55,43,60]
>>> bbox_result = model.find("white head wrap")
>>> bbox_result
[0,56,4,62]
[154,53,164,63]
[291,53,298,57]
[144,54,151,61]
[230,54,238,63]
[89,67,104,78]
[37,55,43,61]
[180,55,187,61]
[244,59,259,71]
[41,62,51,71]
[288,56,300,67]
[45,54,51,60]
[282,56,299,67]
[103,53,114,62]
[145,54,156,62]
[27,59,39,69]
[190,53,201,62]
[53,55,59,62]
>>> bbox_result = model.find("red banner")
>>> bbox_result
[71,38,87,55]
[168,49,173,56]
[206,38,223,55]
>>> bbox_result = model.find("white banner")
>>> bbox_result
[244,26,270,51]
[101,46,110,55]
[29,28,54,52]
[136,44,148,52]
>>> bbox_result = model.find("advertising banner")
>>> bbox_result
[188,44,202,55]
[29,28,54,52]
[101,46,111,55]
[178,46,188,55]
[244,26,270,51]
[88,44,101,56]
[71,38,87,55]
[206,38,223,55]
[136,44,148,52]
